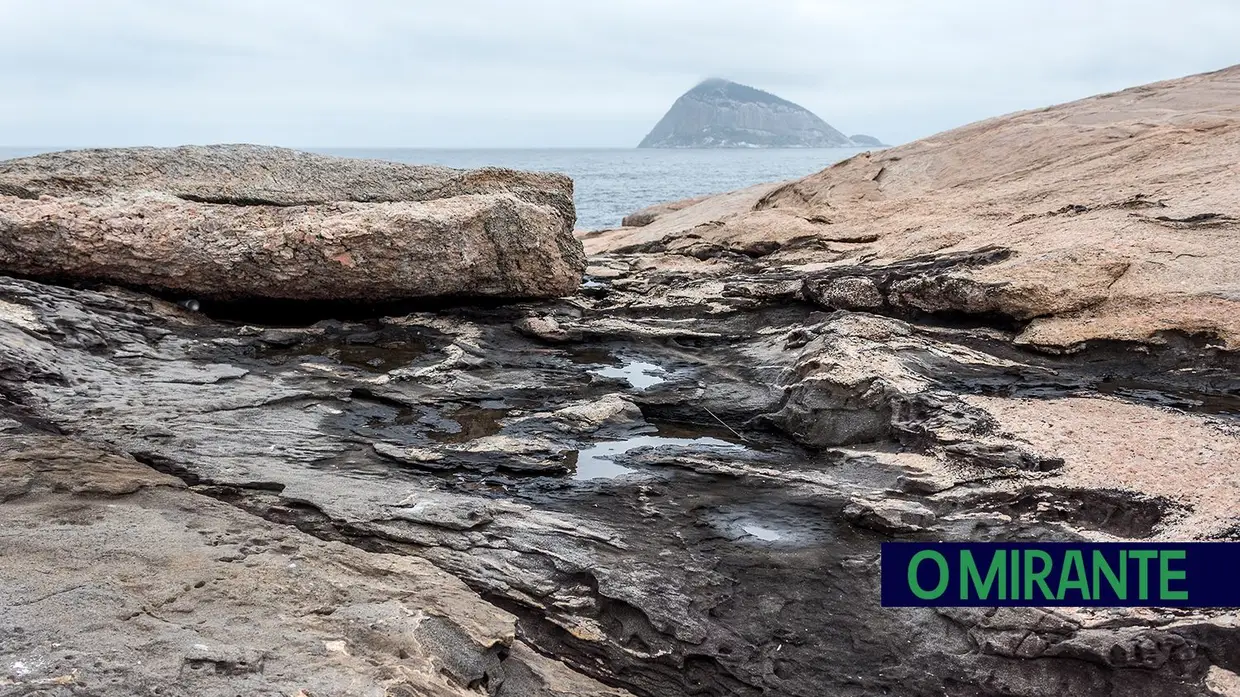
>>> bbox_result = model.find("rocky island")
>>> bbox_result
[2,65,1240,697]
[637,78,881,148]
[848,133,885,147]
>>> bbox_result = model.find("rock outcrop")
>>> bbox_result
[848,133,886,147]
[619,194,711,227]
[637,79,867,148]
[596,65,1240,351]
[0,145,584,301]
[3,66,1240,697]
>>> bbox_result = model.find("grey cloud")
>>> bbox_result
[0,0,1236,147]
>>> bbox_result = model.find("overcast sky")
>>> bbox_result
[1,0,1236,148]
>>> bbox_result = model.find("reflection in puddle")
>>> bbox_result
[741,524,783,541]
[568,347,620,366]
[591,360,668,390]
[392,407,425,426]
[427,405,510,444]
[261,339,427,372]
[654,420,749,446]
[569,435,743,480]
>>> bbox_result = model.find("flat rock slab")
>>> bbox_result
[0,145,585,301]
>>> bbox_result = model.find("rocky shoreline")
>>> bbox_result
[3,66,1240,696]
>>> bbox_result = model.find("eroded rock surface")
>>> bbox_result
[0,435,631,697]
[2,249,1238,695]
[3,67,1240,697]
[0,145,584,301]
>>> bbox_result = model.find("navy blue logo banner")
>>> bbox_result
[881,542,1240,607]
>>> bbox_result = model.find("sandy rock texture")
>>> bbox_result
[586,65,1240,350]
[620,195,711,227]
[0,145,584,301]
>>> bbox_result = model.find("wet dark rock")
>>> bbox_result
[3,259,1238,696]
[943,442,1065,472]
[0,434,626,697]
[956,487,1175,539]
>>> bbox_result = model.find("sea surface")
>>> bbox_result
[0,147,870,230]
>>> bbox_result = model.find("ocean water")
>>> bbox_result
[316,148,868,230]
[0,147,870,231]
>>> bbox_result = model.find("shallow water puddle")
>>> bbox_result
[741,524,784,541]
[567,347,618,366]
[590,360,668,390]
[427,405,510,443]
[262,339,427,372]
[653,420,750,446]
[568,435,744,480]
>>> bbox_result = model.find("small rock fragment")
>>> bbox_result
[514,315,580,343]
[843,496,937,533]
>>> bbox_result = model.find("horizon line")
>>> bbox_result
[0,144,884,151]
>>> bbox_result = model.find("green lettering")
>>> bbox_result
[1011,548,1020,599]
[908,550,949,600]
[1092,550,1127,600]
[1023,550,1054,600]
[1159,550,1188,601]
[1130,550,1158,600]
[961,550,1006,600]
[1056,550,1090,600]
